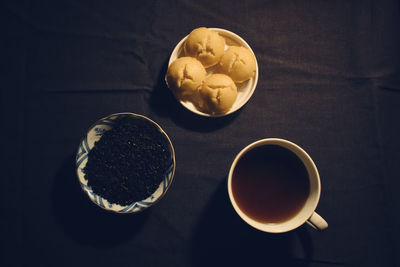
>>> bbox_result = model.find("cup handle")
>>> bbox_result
[306,212,328,230]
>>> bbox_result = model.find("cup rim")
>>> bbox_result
[75,112,176,214]
[227,138,321,233]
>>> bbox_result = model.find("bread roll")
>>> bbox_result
[184,27,226,68]
[197,74,237,114]
[219,46,256,83]
[166,57,206,100]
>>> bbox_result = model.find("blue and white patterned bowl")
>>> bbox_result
[76,112,176,214]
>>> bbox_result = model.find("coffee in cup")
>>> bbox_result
[228,138,328,233]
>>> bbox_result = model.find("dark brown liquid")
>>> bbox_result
[232,145,310,223]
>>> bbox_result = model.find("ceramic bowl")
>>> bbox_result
[75,112,176,214]
[166,28,259,117]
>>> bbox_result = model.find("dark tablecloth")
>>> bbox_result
[3,1,400,266]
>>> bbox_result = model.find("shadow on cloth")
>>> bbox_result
[52,155,149,248]
[149,58,241,132]
[190,178,313,267]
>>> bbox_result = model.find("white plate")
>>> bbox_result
[167,28,259,117]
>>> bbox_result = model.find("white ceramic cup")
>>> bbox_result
[228,138,328,233]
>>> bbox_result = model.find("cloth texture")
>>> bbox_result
[2,1,400,266]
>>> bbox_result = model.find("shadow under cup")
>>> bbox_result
[227,138,327,233]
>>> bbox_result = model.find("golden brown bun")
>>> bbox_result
[166,57,206,100]
[218,46,256,83]
[184,27,226,68]
[197,74,237,114]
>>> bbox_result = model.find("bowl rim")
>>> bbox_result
[166,27,259,118]
[75,112,176,214]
